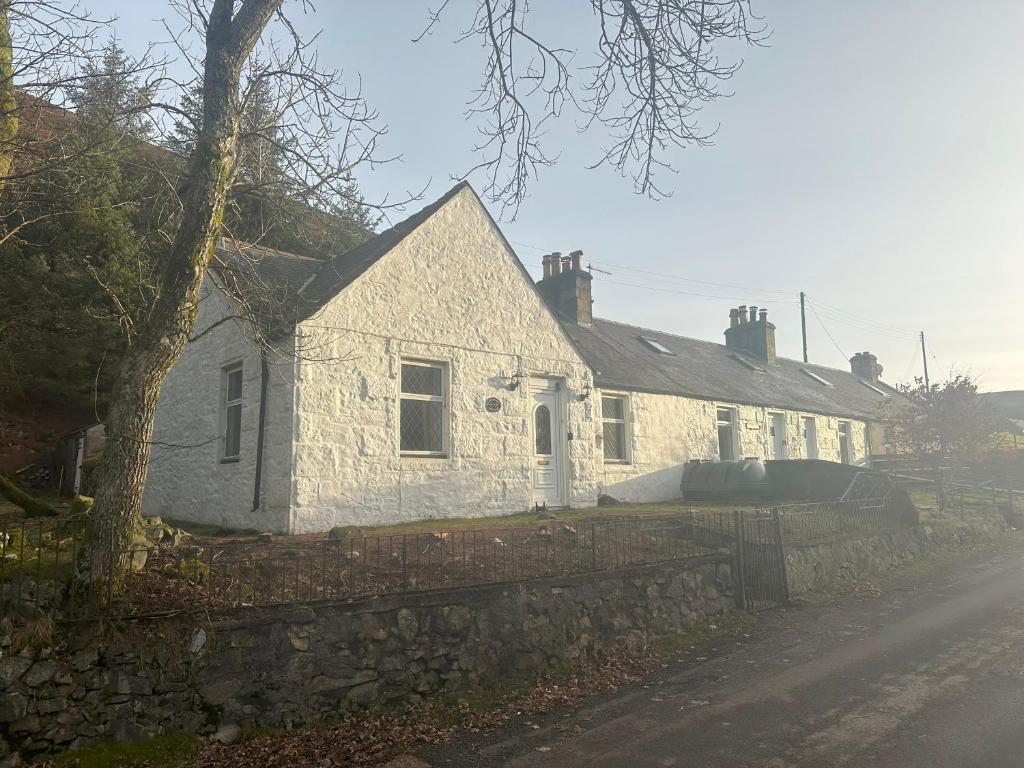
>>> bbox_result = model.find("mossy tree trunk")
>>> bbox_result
[0,473,57,516]
[87,0,284,587]
[0,0,16,195]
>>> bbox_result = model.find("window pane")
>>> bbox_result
[227,368,243,401]
[603,421,626,461]
[225,403,241,458]
[401,399,443,453]
[401,364,443,397]
[717,408,733,424]
[602,396,624,421]
[718,425,735,460]
[534,405,552,455]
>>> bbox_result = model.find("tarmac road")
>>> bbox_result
[423,536,1024,768]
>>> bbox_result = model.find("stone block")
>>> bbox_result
[0,658,30,688]
[22,661,57,688]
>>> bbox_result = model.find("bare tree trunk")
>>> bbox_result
[87,0,283,586]
[0,0,17,195]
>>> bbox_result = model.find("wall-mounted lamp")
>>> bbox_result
[578,382,592,401]
[507,369,526,391]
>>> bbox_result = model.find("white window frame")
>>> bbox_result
[398,359,449,458]
[220,361,243,463]
[838,420,852,464]
[600,393,631,464]
[716,406,738,461]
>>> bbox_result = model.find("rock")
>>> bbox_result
[289,632,310,652]
[210,723,242,745]
[0,657,31,688]
[0,692,27,722]
[22,660,57,688]
[189,628,208,654]
[115,674,152,696]
[328,525,364,544]
[345,681,379,707]
[257,532,274,544]
[397,608,418,643]
[597,493,621,506]
[70,648,98,673]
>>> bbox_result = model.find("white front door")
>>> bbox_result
[769,412,787,459]
[530,378,566,507]
[803,416,818,459]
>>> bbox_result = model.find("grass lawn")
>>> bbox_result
[166,498,764,542]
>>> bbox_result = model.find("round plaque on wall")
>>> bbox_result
[485,397,502,413]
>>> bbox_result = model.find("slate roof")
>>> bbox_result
[213,238,323,331]
[562,317,903,421]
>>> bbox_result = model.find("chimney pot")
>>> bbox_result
[542,254,552,279]
[758,309,768,322]
[738,305,748,324]
[570,249,583,272]
[749,305,758,323]
[550,251,563,275]
[729,308,740,328]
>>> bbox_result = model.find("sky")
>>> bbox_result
[91,1,1024,391]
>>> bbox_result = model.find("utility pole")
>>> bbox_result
[920,331,930,390]
[800,291,808,363]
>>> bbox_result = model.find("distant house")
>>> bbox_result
[142,183,903,533]
[980,391,1024,438]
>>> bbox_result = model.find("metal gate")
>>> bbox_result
[734,509,790,612]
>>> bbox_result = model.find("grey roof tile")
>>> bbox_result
[564,317,903,420]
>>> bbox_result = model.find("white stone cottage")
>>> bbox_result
[142,182,901,533]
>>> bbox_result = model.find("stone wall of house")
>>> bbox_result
[0,557,733,762]
[597,390,869,503]
[142,280,296,533]
[290,186,598,531]
[785,516,1007,595]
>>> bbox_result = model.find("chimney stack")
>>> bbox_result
[536,249,593,326]
[850,351,883,383]
[724,303,777,362]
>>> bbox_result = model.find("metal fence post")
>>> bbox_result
[733,510,747,612]
[771,508,791,605]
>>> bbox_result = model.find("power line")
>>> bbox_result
[807,298,848,360]
[809,300,919,337]
[588,258,795,299]
[590,275,801,303]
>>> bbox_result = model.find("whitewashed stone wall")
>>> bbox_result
[142,280,295,533]
[597,390,868,503]
[289,186,597,532]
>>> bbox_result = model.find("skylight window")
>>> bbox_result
[802,369,834,387]
[639,336,675,355]
[860,380,891,397]
[731,353,766,373]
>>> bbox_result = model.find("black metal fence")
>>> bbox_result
[769,497,904,544]
[0,498,915,620]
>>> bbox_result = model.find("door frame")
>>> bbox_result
[768,411,788,460]
[528,376,570,508]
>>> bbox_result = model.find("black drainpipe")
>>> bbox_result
[252,349,270,513]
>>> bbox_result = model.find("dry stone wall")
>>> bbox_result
[0,557,734,763]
